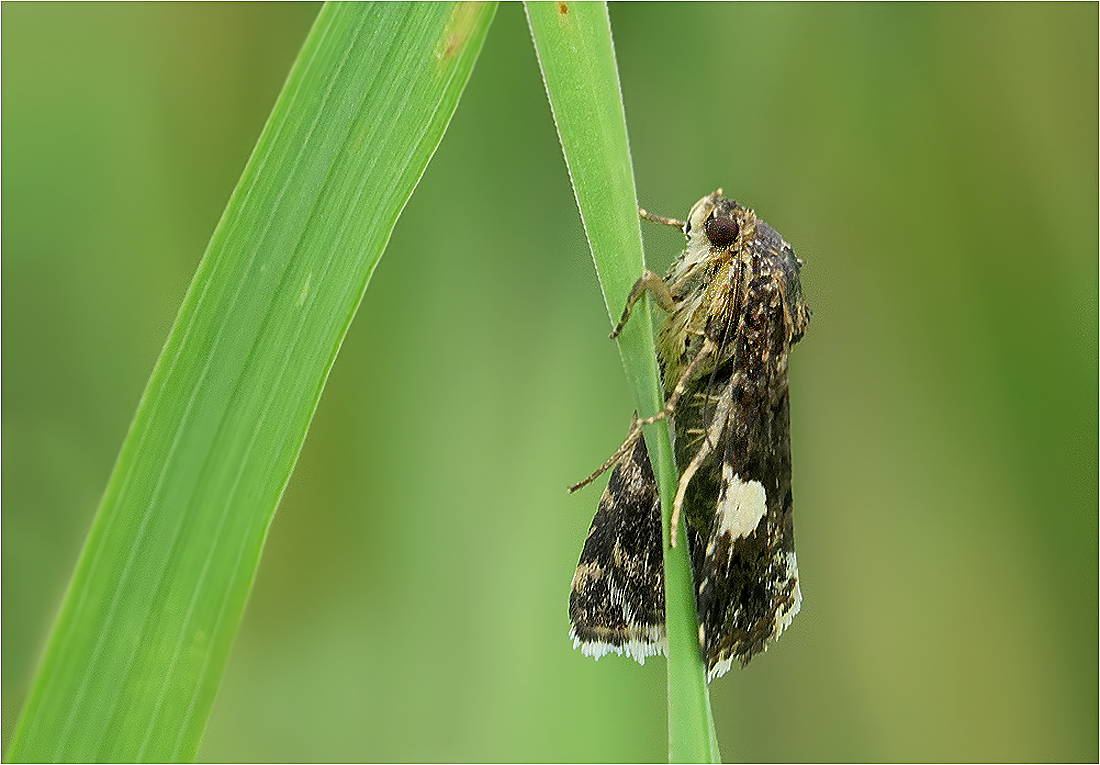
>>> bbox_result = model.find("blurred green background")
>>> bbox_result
[3,3,1096,761]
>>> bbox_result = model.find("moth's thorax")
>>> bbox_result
[656,191,805,391]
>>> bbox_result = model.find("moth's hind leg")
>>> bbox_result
[568,339,717,497]
[568,416,645,494]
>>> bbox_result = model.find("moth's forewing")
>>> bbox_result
[663,201,809,678]
[569,423,666,663]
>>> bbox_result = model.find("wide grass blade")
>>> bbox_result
[525,2,720,761]
[5,3,496,761]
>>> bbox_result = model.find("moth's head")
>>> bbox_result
[684,189,754,251]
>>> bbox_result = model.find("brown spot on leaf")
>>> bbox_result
[437,2,484,60]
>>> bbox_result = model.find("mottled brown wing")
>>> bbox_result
[569,420,666,664]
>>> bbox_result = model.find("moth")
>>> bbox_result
[568,190,809,680]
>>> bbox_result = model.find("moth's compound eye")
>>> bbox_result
[704,215,738,248]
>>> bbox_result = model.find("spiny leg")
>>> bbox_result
[669,376,734,547]
[573,268,678,494]
[670,443,709,547]
[569,338,716,496]
[607,200,695,340]
[639,207,687,230]
[568,424,643,494]
[634,338,716,428]
[610,270,677,340]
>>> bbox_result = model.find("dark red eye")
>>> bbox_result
[704,215,738,248]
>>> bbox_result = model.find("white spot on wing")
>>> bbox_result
[570,628,667,665]
[706,655,733,683]
[715,464,767,540]
[775,551,801,636]
[569,570,666,664]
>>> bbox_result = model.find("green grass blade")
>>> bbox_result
[5,3,496,761]
[524,3,719,762]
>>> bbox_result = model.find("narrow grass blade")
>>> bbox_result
[525,3,719,761]
[5,3,496,761]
